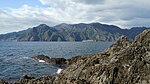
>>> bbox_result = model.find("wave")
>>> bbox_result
[56,68,63,74]
[22,57,30,59]
[38,60,46,63]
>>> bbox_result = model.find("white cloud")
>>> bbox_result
[0,5,58,34]
[72,0,106,5]
[0,0,150,34]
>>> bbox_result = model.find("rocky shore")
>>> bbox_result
[31,55,67,64]
[31,54,90,65]
[1,30,150,84]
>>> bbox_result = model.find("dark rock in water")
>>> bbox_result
[22,75,35,80]
[32,54,90,66]
[3,30,150,84]
[32,55,67,64]
[32,55,50,62]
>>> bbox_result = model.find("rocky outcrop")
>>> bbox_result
[105,35,131,55]
[4,30,150,84]
[134,29,150,47]
[31,54,89,66]
[50,30,150,84]
[32,55,67,64]
[57,30,150,84]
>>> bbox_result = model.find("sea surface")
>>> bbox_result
[0,42,113,81]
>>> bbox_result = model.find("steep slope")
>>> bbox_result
[54,23,122,41]
[12,30,150,84]
[51,30,150,84]
[0,29,31,41]
[0,23,149,41]
[17,24,65,41]
[55,23,150,41]
[0,24,65,41]
[122,27,150,41]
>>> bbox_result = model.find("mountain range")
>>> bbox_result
[0,23,149,41]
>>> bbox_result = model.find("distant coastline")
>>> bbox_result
[0,23,149,42]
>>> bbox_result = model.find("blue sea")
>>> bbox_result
[0,42,112,81]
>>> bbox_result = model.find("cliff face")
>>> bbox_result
[0,23,149,42]
[11,30,150,84]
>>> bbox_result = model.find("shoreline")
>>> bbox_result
[1,30,150,84]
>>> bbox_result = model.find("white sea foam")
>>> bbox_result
[38,60,45,63]
[23,57,30,59]
[56,68,63,74]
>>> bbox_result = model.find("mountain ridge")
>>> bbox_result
[0,23,150,41]
[5,30,150,84]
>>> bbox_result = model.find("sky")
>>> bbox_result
[0,0,150,34]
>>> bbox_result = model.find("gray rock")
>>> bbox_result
[3,30,150,84]
[32,55,67,64]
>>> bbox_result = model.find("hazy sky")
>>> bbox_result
[0,0,150,34]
